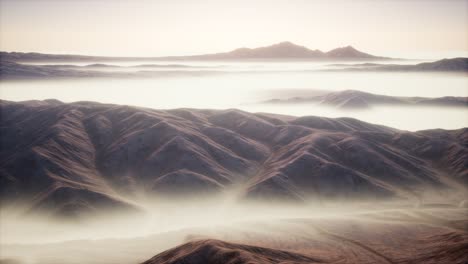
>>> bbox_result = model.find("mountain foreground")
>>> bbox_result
[1,100,466,217]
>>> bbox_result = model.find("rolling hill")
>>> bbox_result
[0,100,466,216]
[141,239,324,264]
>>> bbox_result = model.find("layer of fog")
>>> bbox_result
[22,59,426,69]
[0,199,406,244]
[2,182,466,244]
[1,68,467,130]
[1,195,467,264]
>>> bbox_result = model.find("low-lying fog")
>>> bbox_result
[1,196,467,264]
[0,200,348,244]
[1,60,467,131]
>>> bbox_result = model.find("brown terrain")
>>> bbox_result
[141,207,468,264]
[1,100,467,216]
[142,239,324,264]
[143,230,468,264]
[1,100,467,264]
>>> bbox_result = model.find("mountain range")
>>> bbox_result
[330,57,468,72]
[0,42,389,62]
[1,100,466,216]
[171,42,388,60]
[262,90,468,109]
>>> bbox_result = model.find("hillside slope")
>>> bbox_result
[141,239,324,264]
[1,100,466,215]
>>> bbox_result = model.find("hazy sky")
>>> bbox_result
[0,0,467,58]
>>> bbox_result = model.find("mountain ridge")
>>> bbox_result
[262,89,468,109]
[0,42,390,62]
[1,100,466,216]
[329,57,468,72]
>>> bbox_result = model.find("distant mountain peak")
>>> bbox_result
[343,45,356,49]
[326,45,378,59]
[202,42,388,60]
[221,41,322,59]
[340,45,359,52]
[232,41,301,50]
[1,42,390,61]
[261,41,311,51]
[274,41,299,47]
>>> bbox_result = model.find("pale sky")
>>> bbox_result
[0,0,467,58]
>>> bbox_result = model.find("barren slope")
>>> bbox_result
[1,100,466,215]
